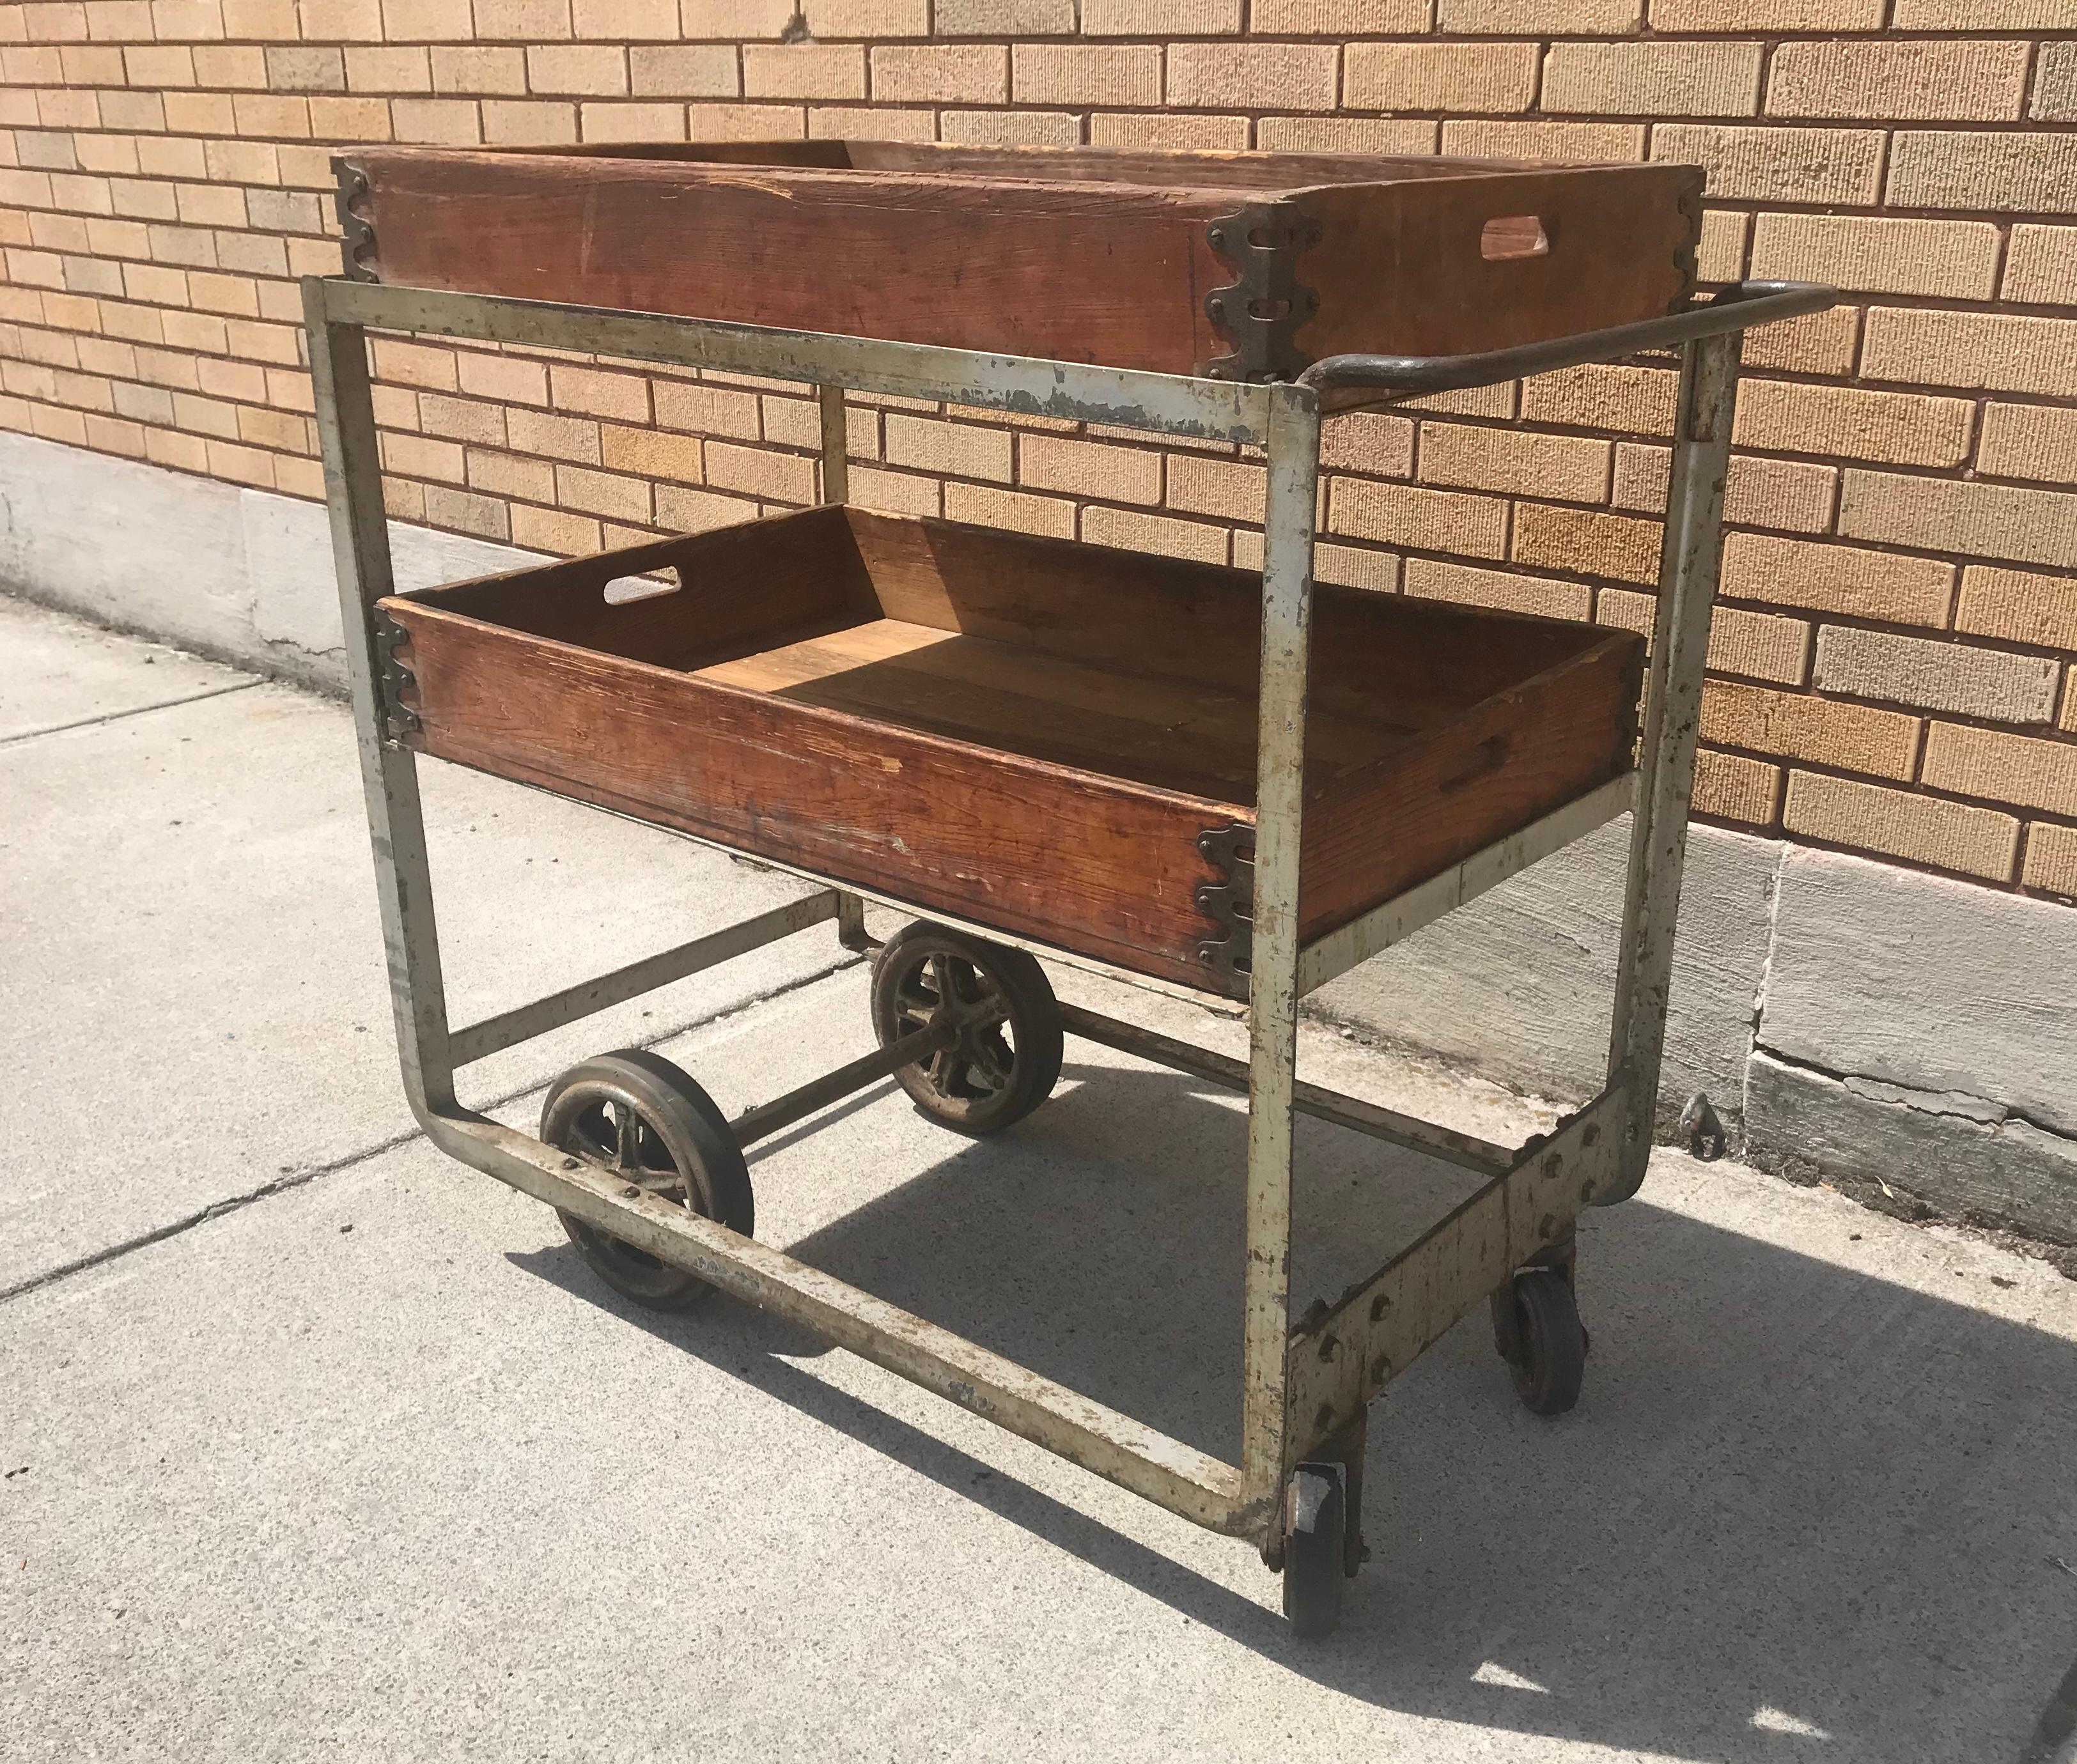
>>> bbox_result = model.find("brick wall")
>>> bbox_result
[3,2,2074,902]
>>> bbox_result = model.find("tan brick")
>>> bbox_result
[1897,0,2071,20]
[422,484,508,542]
[1083,0,1236,29]
[2005,227,2077,307]
[1784,772,2019,881]
[1924,722,2077,817]
[1082,504,1227,566]
[1840,469,2077,573]
[628,43,736,97]
[1520,361,1677,435]
[2065,675,2076,736]
[583,102,686,142]
[1721,534,1955,626]
[1955,566,2077,651]
[705,439,814,503]
[370,336,455,392]
[1732,381,1972,470]
[1600,587,1810,683]
[1726,456,1835,534]
[151,0,224,36]
[511,502,600,556]
[944,480,1076,540]
[2037,40,2077,121]
[870,43,1004,105]
[573,0,674,36]
[392,98,482,143]
[653,378,761,439]
[380,0,471,34]
[1257,116,1436,155]
[844,466,939,518]
[1692,748,1781,825]
[1701,679,1918,779]
[1654,0,1877,22]
[1091,111,1248,150]
[1651,123,1884,206]
[413,389,502,447]
[743,43,864,101]
[220,0,299,33]
[1167,451,1264,524]
[1544,42,1762,118]
[380,429,463,483]
[1768,40,2029,122]
[651,483,756,534]
[465,445,555,503]
[1405,559,1591,621]
[1013,43,1163,106]
[1254,0,1423,25]
[432,45,525,93]
[507,405,599,463]
[807,0,930,31]
[1978,405,2077,486]
[2023,820,2077,897]
[1887,132,2077,213]
[1511,502,1658,584]
[940,108,1079,146]
[1168,43,1336,113]
[471,0,567,39]
[1440,120,1645,160]
[1442,0,1637,25]
[1344,43,1538,116]
[934,0,1072,31]
[688,104,805,142]
[1303,543,1390,593]
[880,412,1010,483]
[1419,423,1608,504]
[1815,626,2060,725]
[757,394,861,455]
[556,462,650,523]
[1697,209,1748,282]
[527,45,626,95]
[1749,213,1999,304]
[481,102,578,145]
[1019,433,1160,504]
[1744,307,1862,378]
[1329,479,1507,558]
[1319,411,1415,479]
[543,363,646,423]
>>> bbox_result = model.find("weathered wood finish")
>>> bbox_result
[380,507,1644,995]
[342,143,1700,378]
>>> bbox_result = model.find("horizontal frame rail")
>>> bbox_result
[1297,772,1635,996]
[1282,1086,1628,1466]
[1060,1002,1511,1176]
[731,1017,940,1146]
[310,277,1275,446]
[426,1108,1264,1536]
[448,890,839,1067]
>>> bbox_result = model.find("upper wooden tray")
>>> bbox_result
[334,142,1702,383]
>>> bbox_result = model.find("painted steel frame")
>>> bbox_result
[304,273,1832,1558]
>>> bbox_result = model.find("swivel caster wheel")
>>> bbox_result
[1282,1463,1348,1639]
[870,922,1064,1136]
[1493,1267,1587,1416]
[540,1048,754,1312]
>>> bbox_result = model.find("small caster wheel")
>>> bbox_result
[540,1048,753,1312]
[1282,1464,1347,1639]
[1496,1268,1586,1416]
[869,922,1063,1136]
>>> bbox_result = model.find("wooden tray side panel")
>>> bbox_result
[384,602,1239,991]
[1297,166,1702,360]
[1298,633,1645,940]
[352,151,1227,375]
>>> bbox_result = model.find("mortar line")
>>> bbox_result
[0,950,866,1308]
[0,679,263,750]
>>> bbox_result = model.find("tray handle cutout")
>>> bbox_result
[1481,215,1550,262]
[602,569,681,607]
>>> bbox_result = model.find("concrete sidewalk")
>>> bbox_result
[4,596,2076,1763]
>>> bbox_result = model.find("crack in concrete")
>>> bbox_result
[1754,1042,2077,1148]
[0,951,864,1308]
[0,679,262,749]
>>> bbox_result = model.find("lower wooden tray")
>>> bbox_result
[380,507,1642,995]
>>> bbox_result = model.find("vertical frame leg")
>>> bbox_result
[816,381,869,950]
[1600,331,1742,1204]
[303,279,458,1122]
[1243,384,1322,1540]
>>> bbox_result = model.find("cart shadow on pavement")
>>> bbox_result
[508,1059,2077,1764]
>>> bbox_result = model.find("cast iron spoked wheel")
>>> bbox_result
[869,922,1064,1136]
[1282,1464,1348,1639]
[1500,1268,1587,1416]
[539,1048,754,1312]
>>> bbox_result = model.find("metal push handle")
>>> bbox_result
[1297,280,1838,399]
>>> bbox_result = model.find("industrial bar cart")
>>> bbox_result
[307,143,1831,1638]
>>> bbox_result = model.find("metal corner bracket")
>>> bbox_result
[1195,823,1256,994]
[1202,200,1321,384]
[374,611,421,740]
[334,156,376,284]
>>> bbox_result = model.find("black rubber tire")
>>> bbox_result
[1505,1269,1586,1416]
[540,1048,753,1312]
[869,922,1064,1136]
[1282,1465,1347,1639]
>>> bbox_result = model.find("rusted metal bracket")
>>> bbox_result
[1202,200,1321,383]
[334,157,376,284]
[374,612,421,739]
[1194,823,1256,994]
[1670,180,1702,312]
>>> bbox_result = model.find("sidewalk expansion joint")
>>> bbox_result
[0,950,864,1307]
[0,679,263,749]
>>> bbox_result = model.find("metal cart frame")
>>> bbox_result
[304,274,1832,1592]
